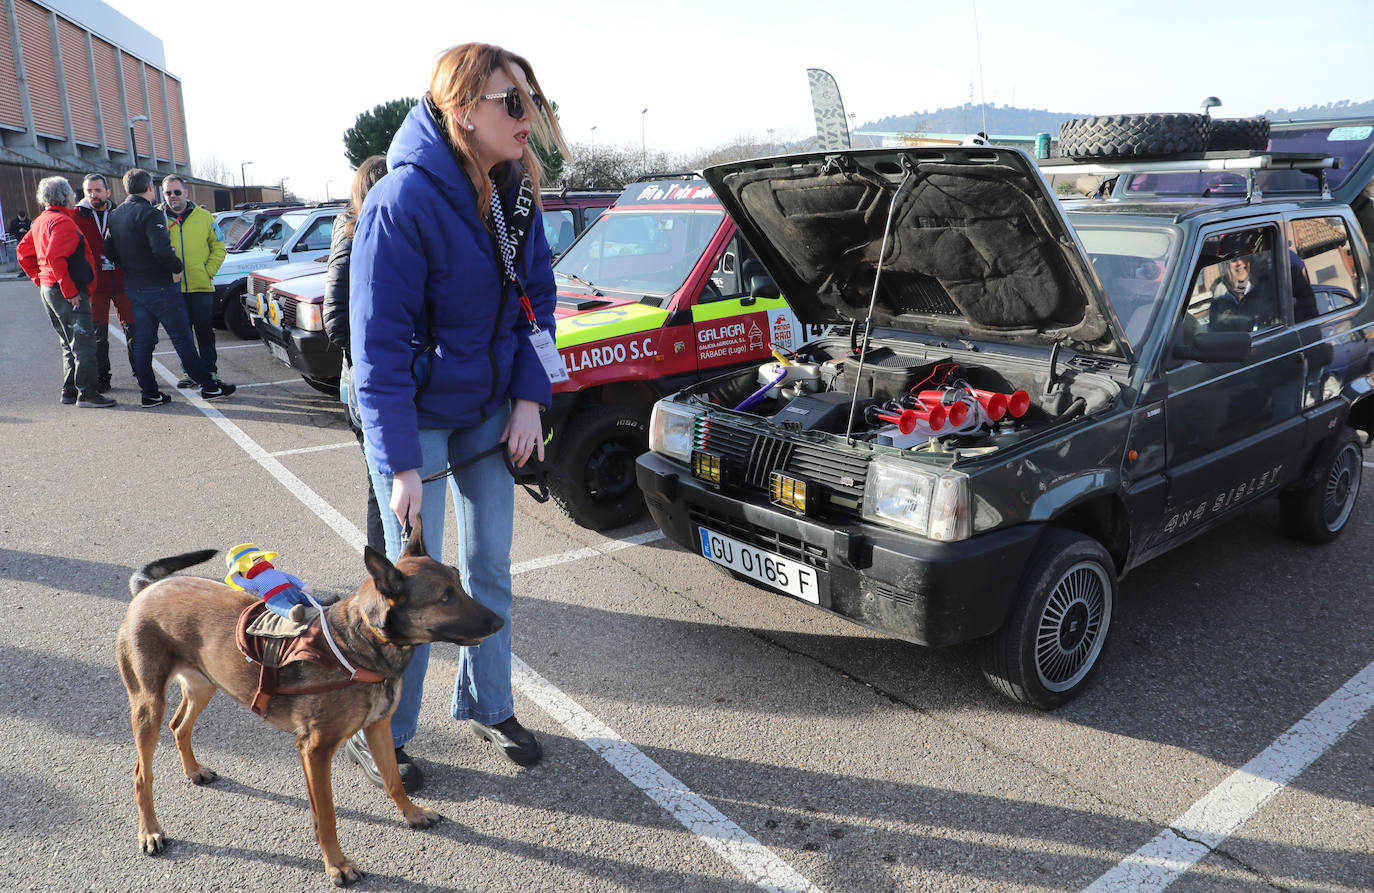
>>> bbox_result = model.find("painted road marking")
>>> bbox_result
[239,378,304,388]
[115,329,813,891]
[269,440,358,457]
[1085,660,1374,892]
[152,342,261,356]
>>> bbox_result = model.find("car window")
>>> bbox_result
[1179,224,1282,337]
[1076,225,1177,349]
[1291,216,1362,322]
[699,233,764,303]
[254,211,309,250]
[581,206,607,228]
[542,210,576,256]
[555,209,724,296]
[293,216,334,252]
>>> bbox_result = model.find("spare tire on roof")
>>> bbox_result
[1056,113,1210,159]
[1206,116,1270,151]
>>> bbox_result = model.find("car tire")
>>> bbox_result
[223,291,258,340]
[301,375,341,395]
[1206,116,1270,151]
[1056,113,1210,159]
[549,403,649,531]
[981,528,1115,710]
[1279,427,1363,544]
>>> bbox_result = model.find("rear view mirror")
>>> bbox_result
[749,275,780,301]
[1173,331,1252,363]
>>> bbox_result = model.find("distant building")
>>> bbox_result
[0,0,202,228]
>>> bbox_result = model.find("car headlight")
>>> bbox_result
[649,400,705,463]
[295,301,323,331]
[862,456,970,542]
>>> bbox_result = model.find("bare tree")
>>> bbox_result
[193,154,233,185]
[562,142,683,190]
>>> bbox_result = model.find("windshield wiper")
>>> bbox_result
[556,270,603,296]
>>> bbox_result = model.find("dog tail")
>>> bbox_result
[129,549,218,597]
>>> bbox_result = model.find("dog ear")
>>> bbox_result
[402,515,427,559]
[363,545,406,600]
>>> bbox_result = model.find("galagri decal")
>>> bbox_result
[697,320,750,360]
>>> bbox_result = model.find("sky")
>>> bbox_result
[106,0,1374,202]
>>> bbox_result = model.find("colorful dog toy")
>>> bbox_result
[225,543,317,621]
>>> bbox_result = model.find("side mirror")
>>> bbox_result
[748,274,780,301]
[1173,331,1252,364]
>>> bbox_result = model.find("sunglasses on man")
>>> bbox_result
[165,189,184,196]
[477,86,544,120]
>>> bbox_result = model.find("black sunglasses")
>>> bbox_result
[165,189,184,196]
[477,86,544,120]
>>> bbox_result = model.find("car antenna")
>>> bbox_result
[845,158,917,445]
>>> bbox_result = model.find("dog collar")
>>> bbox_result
[361,616,407,649]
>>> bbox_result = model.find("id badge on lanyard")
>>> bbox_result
[520,294,568,383]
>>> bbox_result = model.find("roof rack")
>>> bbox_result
[1040,151,1340,201]
[631,171,704,183]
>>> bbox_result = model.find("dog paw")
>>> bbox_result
[327,859,361,886]
[404,806,442,829]
[138,830,166,855]
[185,767,218,785]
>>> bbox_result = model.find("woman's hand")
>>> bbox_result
[503,399,544,467]
[390,468,423,528]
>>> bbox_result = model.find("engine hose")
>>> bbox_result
[734,367,789,411]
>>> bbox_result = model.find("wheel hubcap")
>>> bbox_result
[1035,561,1111,692]
[584,439,637,499]
[1322,444,1360,531]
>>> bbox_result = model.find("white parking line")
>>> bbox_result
[114,327,814,891]
[269,441,358,457]
[239,378,305,388]
[1085,661,1374,892]
[152,342,261,356]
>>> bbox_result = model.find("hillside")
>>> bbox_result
[858,99,1374,138]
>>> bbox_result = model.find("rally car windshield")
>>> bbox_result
[1073,223,1178,350]
[249,211,308,251]
[554,209,724,297]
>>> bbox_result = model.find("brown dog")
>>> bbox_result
[115,519,502,886]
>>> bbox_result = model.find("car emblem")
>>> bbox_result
[840,476,855,487]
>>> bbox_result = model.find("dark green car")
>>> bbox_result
[635,120,1374,709]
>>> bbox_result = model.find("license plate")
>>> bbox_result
[268,342,289,364]
[697,527,819,604]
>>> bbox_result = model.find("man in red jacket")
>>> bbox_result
[17,176,116,408]
[75,173,136,392]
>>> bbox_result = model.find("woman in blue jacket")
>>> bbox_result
[347,43,568,791]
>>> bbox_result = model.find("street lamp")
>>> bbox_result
[127,114,148,162]
[641,108,648,170]
[767,128,775,155]
[240,161,253,191]
[324,180,332,201]
[590,125,596,145]
[279,176,290,199]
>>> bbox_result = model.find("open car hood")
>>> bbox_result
[704,147,1127,357]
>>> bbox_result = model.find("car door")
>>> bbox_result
[287,213,335,259]
[1152,221,1306,546]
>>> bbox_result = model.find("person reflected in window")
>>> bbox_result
[1210,255,1276,332]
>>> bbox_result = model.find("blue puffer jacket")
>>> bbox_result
[350,100,556,475]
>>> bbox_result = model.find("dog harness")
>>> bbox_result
[235,601,385,717]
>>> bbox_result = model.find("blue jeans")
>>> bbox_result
[39,286,98,398]
[366,405,515,747]
[127,283,212,398]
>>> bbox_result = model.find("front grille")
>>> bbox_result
[688,506,829,572]
[695,418,870,520]
[279,294,298,329]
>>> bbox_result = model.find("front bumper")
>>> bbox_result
[255,315,341,379]
[635,451,1043,647]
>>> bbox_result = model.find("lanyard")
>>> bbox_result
[490,190,538,332]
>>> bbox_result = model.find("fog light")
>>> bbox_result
[770,471,810,514]
[692,450,725,488]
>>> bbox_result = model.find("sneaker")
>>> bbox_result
[201,382,236,400]
[60,389,77,405]
[175,377,196,389]
[344,731,424,793]
[470,715,542,767]
[141,392,172,408]
[77,393,117,408]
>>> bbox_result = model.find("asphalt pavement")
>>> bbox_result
[1,275,1370,893]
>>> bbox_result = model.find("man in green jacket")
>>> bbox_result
[162,175,226,386]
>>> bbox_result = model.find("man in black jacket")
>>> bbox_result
[105,168,235,408]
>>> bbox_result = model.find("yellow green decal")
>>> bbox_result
[556,304,669,349]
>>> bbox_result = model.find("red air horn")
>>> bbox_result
[968,387,1030,420]
[868,403,946,434]
[912,390,970,427]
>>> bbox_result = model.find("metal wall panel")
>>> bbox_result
[149,67,168,160]
[56,16,96,144]
[16,0,62,137]
[119,49,146,157]
[92,36,123,149]
[167,75,187,161]
[0,4,23,129]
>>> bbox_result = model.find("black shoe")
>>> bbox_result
[141,392,172,408]
[201,382,236,400]
[60,389,77,405]
[344,732,424,793]
[471,716,542,767]
[77,393,117,408]
[175,377,195,389]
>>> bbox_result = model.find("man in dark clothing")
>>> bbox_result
[8,209,31,239]
[75,173,137,391]
[104,168,236,408]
